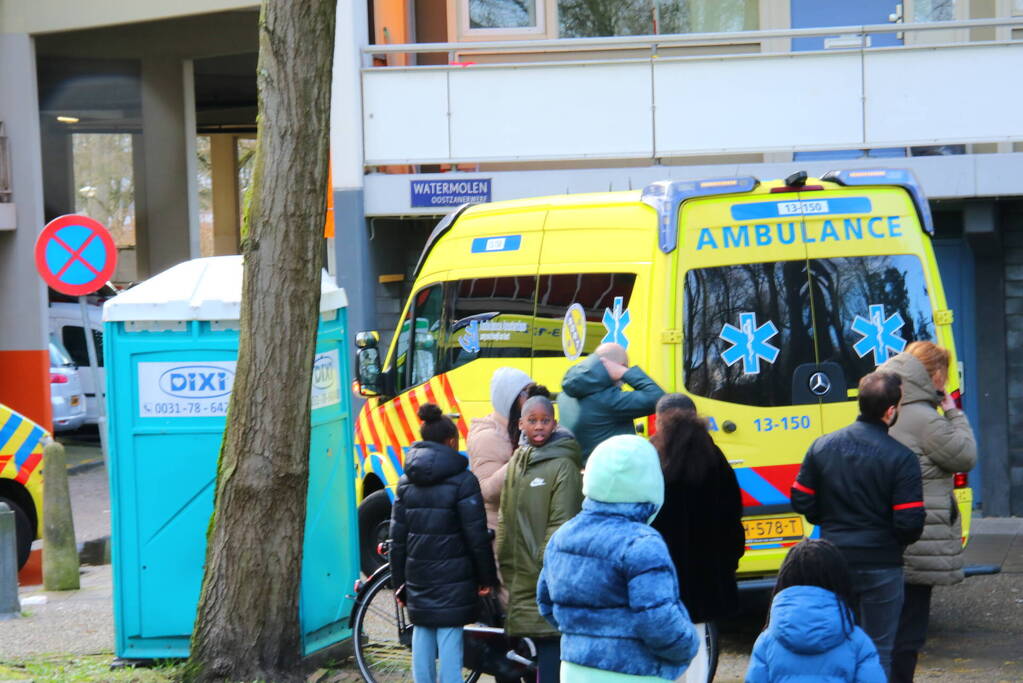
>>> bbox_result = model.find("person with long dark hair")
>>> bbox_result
[650,394,745,682]
[746,539,885,682]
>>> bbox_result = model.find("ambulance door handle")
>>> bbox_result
[445,413,461,420]
[728,459,745,466]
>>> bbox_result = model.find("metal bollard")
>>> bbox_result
[0,502,21,620]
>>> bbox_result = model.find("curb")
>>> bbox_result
[77,536,111,566]
[67,458,104,476]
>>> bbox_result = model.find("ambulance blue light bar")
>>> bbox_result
[642,176,759,254]
[821,169,934,236]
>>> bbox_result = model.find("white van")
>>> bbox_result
[49,301,104,425]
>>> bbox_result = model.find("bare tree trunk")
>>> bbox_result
[187,1,335,681]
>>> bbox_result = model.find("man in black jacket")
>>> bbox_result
[791,371,925,679]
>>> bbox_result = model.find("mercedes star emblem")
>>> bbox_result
[809,372,831,396]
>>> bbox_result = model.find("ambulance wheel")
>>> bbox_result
[358,490,392,576]
[0,496,32,570]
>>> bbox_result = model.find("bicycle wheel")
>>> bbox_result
[352,568,482,683]
[705,621,719,683]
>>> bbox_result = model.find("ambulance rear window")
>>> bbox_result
[684,254,937,406]
[810,254,935,390]
[684,261,816,407]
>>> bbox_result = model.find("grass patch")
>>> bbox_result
[0,654,184,682]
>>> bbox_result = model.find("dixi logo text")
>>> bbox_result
[159,365,234,398]
[312,355,336,389]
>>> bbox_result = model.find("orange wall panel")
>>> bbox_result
[0,350,52,432]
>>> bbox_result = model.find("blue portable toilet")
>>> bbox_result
[102,256,358,659]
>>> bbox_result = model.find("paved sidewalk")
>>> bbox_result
[962,516,1023,573]
[2,505,1020,680]
[0,564,113,658]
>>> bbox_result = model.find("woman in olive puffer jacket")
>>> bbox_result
[879,341,977,683]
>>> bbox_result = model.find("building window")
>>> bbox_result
[913,0,956,22]
[470,0,540,29]
[559,0,757,38]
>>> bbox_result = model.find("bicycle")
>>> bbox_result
[349,543,719,682]
[349,542,536,682]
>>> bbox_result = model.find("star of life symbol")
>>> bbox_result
[601,296,631,347]
[459,320,481,354]
[719,312,780,375]
[851,304,906,364]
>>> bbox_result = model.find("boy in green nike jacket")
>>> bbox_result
[497,395,583,683]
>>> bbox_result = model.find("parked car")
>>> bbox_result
[49,337,86,432]
[49,301,103,425]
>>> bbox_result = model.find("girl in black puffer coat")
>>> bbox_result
[390,403,498,683]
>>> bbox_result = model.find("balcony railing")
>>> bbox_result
[0,123,11,202]
[358,18,1023,167]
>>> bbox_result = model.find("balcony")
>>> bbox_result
[0,122,13,231]
[360,18,1023,167]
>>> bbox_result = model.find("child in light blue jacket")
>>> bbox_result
[746,539,886,683]
[537,434,698,682]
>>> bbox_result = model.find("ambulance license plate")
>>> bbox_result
[70,396,80,407]
[743,516,804,544]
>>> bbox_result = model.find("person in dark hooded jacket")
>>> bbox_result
[746,539,885,683]
[390,403,498,683]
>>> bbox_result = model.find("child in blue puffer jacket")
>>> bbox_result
[537,434,698,682]
[746,539,885,683]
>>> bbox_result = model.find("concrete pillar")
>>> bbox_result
[210,134,240,255]
[135,57,198,278]
[39,122,75,222]
[0,34,52,430]
[331,0,377,337]
[966,202,1011,517]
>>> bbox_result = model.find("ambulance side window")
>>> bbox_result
[534,273,637,357]
[446,276,537,371]
[809,255,936,388]
[684,261,816,407]
[394,284,446,392]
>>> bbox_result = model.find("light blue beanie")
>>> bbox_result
[583,435,664,513]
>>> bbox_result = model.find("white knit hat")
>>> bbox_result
[490,367,533,418]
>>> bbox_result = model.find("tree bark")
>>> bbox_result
[187,1,335,681]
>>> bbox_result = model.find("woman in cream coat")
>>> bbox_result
[880,341,976,683]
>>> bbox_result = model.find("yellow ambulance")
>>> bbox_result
[352,169,973,580]
[0,402,46,569]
